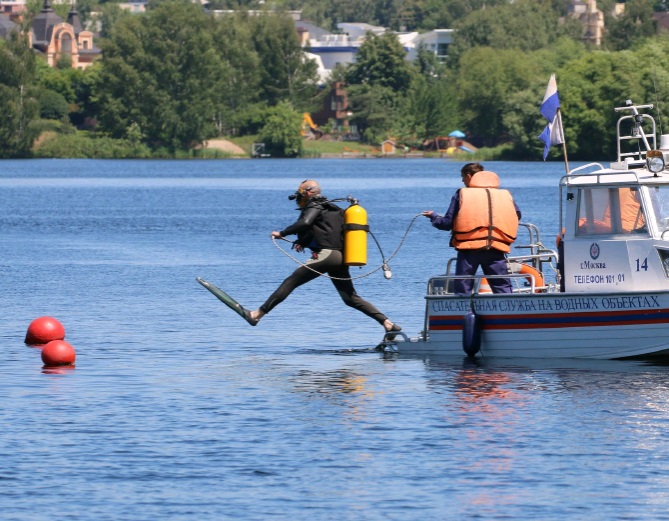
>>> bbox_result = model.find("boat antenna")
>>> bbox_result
[653,70,664,136]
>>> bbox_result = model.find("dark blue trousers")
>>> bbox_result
[454,249,512,295]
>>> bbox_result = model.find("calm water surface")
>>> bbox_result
[2,159,669,520]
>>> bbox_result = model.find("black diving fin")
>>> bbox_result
[196,277,258,326]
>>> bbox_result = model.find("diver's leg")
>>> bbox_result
[253,255,326,319]
[327,251,390,326]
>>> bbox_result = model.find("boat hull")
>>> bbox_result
[395,291,669,359]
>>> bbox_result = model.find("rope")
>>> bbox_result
[271,213,424,281]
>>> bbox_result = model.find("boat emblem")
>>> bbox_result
[590,242,600,260]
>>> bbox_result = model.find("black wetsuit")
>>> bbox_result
[259,197,388,325]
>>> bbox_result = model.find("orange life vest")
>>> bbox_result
[452,172,519,253]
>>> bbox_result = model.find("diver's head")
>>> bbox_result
[288,180,321,207]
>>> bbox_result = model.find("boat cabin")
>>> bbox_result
[560,102,669,293]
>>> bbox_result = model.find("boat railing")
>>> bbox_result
[569,163,606,175]
[422,271,552,342]
[561,168,645,186]
[514,223,558,260]
[565,163,605,177]
[427,272,546,296]
[615,102,656,163]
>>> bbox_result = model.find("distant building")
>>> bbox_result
[567,0,605,46]
[29,0,101,69]
[0,1,24,16]
[0,0,102,68]
[653,10,669,32]
[118,1,147,14]
[298,22,384,72]
[0,11,18,37]
[381,139,397,154]
[295,16,453,138]
[311,81,352,133]
[297,17,454,75]
[402,29,454,63]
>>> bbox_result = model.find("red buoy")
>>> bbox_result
[41,340,76,367]
[25,316,65,345]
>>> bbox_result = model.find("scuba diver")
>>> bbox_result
[243,179,401,335]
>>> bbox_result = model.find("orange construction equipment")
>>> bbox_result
[302,113,323,139]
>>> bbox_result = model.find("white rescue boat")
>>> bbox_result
[382,101,669,359]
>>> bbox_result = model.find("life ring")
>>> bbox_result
[478,263,545,294]
[518,263,545,292]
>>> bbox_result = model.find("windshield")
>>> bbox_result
[648,185,669,234]
[576,186,646,235]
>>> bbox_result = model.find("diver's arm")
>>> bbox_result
[279,206,321,237]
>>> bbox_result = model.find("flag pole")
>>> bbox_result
[557,108,570,175]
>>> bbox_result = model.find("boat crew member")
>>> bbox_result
[422,163,521,295]
[246,180,401,334]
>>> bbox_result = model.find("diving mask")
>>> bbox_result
[288,186,315,207]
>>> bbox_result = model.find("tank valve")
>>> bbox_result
[383,263,392,279]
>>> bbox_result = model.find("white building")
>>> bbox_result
[298,19,454,78]
[403,28,454,62]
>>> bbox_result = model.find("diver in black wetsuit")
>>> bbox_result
[246,179,401,334]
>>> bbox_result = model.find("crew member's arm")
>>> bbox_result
[423,192,460,231]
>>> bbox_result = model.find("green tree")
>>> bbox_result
[450,0,565,62]
[67,62,102,129]
[249,12,320,111]
[0,35,39,158]
[346,31,414,93]
[502,86,551,159]
[95,0,224,150]
[411,0,510,30]
[98,2,128,39]
[342,30,416,143]
[259,101,304,157]
[532,37,587,77]
[557,46,659,159]
[37,89,69,120]
[291,0,512,31]
[401,74,459,141]
[72,0,97,24]
[455,47,540,146]
[346,83,399,144]
[501,38,586,158]
[210,12,262,135]
[35,59,85,104]
[604,0,657,51]
[300,0,376,30]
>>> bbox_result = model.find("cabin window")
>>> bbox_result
[648,186,669,234]
[576,187,646,235]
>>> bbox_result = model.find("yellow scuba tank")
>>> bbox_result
[344,203,368,266]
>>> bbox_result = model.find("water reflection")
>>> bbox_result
[401,353,669,405]
[289,367,376,423]
[41,365,76,375]
[452,358,519,411]
[290,368,369,397]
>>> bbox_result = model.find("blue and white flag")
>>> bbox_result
[538,74,564,160]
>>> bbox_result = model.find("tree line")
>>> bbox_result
[2,0,669,159]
